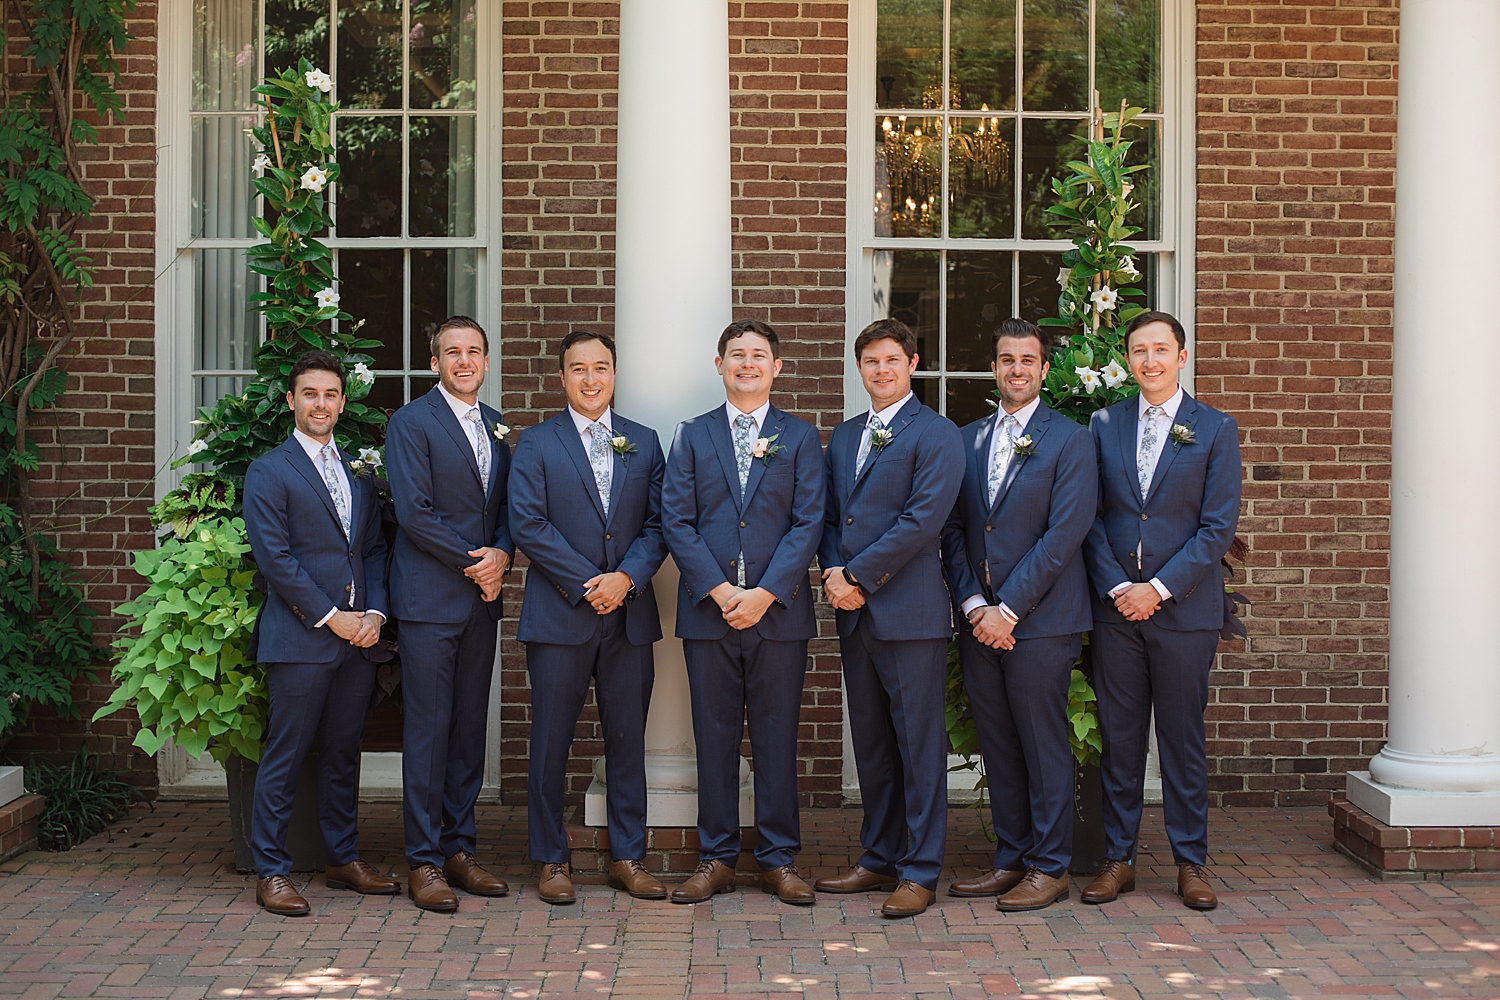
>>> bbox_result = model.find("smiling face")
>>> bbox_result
[715,331,782,409]
[561,337,615,422]
[858,337,919,411]
[1126,320,1187,405]
[991,333,1049,413]
[286,368,345,444]
[431,324,489,404]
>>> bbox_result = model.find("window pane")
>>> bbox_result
[335,115,402,236]
[411,374,439,401]
[339,249,404,369]
[951,0,1017,111]
[1018,251,1066,328]
[1123,116,1160,240]
[946,377,996,428]
[410,248,478,368]
[910,375,940,412]
[194,249,257,373]
[411,0,478,110]
[946,251,1011,372]
[192,116,257,238]
[192,0,257,111]
[410,115,476,237]
[337,0,402,110]
[1020,0,1088,112]
[873,250,940,372]
[265,0,329,79]
[1020,117,1084,239]
[875,115,942,238]
[1098,0,1161,114]
[364,375,406,415]
[875,0,943,110]
[948,115,1014,239]
[196,376,250,416]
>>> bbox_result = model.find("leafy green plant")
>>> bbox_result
[1066,666,1102,766]
[94,517,266,763]
[21,740,144,851]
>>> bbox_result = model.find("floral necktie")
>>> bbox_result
[464,407,490,493]
[987,414,1018,507]
[588,421,612,516]
[856,414,884,476]
[319,444,351,538]
[1138,405,1164,500]
[733,413,756,497]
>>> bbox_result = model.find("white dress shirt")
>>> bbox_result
[725,399,771,437]
[569,406,613,442]
[1110,385,1186,602]
[960,396,1042,624]
[291,429,385,629]
[438,381,489,472]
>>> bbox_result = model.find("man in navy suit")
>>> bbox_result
[385,316,514,912]
[243,350,401,916]
[816,318,963,918]
[941,319,1096,912]
[661,319,825,906]
[509,330,670,905]
[1080,311,1241,911]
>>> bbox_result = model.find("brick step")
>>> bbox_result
[1330,795,1500,881]
[0,794,42,863]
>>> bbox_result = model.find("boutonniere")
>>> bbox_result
[491,422,511,443]
[752,434,786,465]
[1169,422,1196,450]
[347,448,382,477]
[610,434,637,459]
[1012,434,1036,457]
[869,426,894,454]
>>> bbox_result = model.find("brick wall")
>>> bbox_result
[499,2,849,808]
[1195,0,1397,806]
[4,8,160,790]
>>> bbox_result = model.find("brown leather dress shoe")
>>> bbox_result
[256,875,310,916]
[760,864,816,905]
[670,859,736,903]
[1080,859,1135,904]
[538,862,576,904]
[443,851,510,896]
[1177,863,1218,910]
[880,880,935,917]
[814,864,900,894]
[948,868,1026,897]
[326,859,401,895]
[408,864,459,912]
[996,867,1070,912]
[610,859,668,899]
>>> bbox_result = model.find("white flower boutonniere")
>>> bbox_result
[349,447,383,476]
[1012,434,1036,457]
[611,434,637,456]
[869,425,894,454]
[752,433,786,465]
[1169,422,1196,450]
[492,422,511,443]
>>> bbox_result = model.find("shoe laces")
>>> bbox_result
[452,851,476,865]
[414,864,448,886]
[1099,859,1129,878]
[546,863,569,878]
[617,859,647,875]
[1183,863,1210,881]
[263,874,296,893]
[768,863,800,879]
[692,859,722,878]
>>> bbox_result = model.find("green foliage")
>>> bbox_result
[1038,104,1151,423]
[1067,667,1102,767]
[148,472,237,540]
[181,58,382,483]
[95,518,267,763]
[21,741,143,851]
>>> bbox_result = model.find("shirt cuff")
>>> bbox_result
[314,606,339,628]
[997,602,1019,624]
[1109,582,1132,598]
[960,595,987,617]
[364,610,386,625]
[1149,577,1172,601]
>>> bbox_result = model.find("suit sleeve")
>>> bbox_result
[661,423,732,603]
[244,460,340,628]
[993,426,1097,619]
[507,429,597,606]
[617,431,669,593]
[1153,414,1241,601]
[817,429,844,570]
[940,477,983,612]
[359,485,390,616]
[492,438,514,557]
[845,419,965,591]
[1082,411,1132,598]
[758,422,826,604]
[385,409,482,572]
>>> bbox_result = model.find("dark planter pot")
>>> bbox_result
[224,752,332,874]
[1069,761,1137,876]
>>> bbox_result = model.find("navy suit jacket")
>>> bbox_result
[1083,390,1242,632]
[819,395,964,641]
[509,410,668,647]
[385,386,514,624]
[661,404,825,642]
[244,436,389,665]
[941,403,1096,640]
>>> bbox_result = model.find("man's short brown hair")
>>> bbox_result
[288,349,346,393]
[717,319,779,359]
[1124,310,1186,352]
[854,318,918,361]
[430,315,489,359]
[989,317,1048,361]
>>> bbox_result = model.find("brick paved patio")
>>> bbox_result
[2,802,1498,999]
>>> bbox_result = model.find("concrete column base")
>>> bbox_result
[1347,770,1500,826]
[1330,796,1500,882]
[0,794,42,863]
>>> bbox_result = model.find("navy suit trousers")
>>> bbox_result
[401,594,499,868]
[526,613,654,863]
[250,644,375,876]
[683,629,807,870]
[959,631,1081,877]
[1092,619,1221,866]
[841,618,948,890]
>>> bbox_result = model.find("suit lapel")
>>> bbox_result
[1144,392,1194,507]
[739,409,781,510]
[555,415,608,524]
[283,438,345,536]
[707,407,745,513]
[428,389,485,494]
[1117,396,1143,509]
[604,418,629,528]
[852,394,921,494]
[990,406,1051,513]
[479,405,502,503]
[341,454,365,545]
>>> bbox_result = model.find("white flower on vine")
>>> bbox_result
[1090,286,1119,312]
[1075,366,1103,394]
[350,361,374,386]
[1101,359,1130,389]
[187,439,209,456]
[252,152,270,173]
[1056,267,1071,290]
[358,447,383,468]
[305,68,334,93]
[301,165,329,192]
[314,287,340,310]
[1122,182,1134,199]
[1117,256,1139,279]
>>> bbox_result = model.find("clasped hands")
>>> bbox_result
[1113,582,1161,621]
[463,546,512,602]
[583,571,633,614]
[821,566,865,611]
[328,610,385,648]
[709,582,776,630]
[966,606,1016,650]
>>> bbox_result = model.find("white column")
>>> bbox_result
[589,0,744,827]
[1347,0,1500,827]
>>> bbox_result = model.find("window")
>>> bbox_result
[177,0,491,437]
[850,0,1185,426]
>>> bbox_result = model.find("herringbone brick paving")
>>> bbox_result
[2,803,1497,998]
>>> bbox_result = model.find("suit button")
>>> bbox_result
[846,517,853,525]
[985,525,993,532]
[739,521,746,528]
[729,560,736,568]
[605,533,612,540]
[1141,513,1148,521]
[344,584,352,592]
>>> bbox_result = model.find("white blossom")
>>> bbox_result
[187,438,209,456]
[359,447,383,468]
[350,361,374,387]
[314,287,340,310]
[1101,359,1130,389]
[301,165,329,192]
[1121,182,1134,199]
[304,68,334,93]
[1074,366,1103,395]
[1090,286,1119,312]
[1117,256,1140,279]
[752,437,771,458]
[252,152,271,173]
[493,423,512,442]
[1056,267,1071,290]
